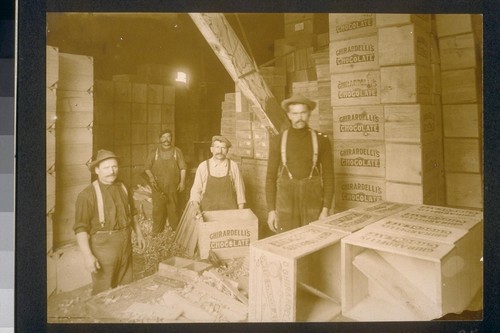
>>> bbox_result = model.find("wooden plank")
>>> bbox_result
[351,201,412,217]
[352,249,437,320]
[46,45,59,89]
[189,13,289,134]
[311,210,382,233]
[329,34,379,73]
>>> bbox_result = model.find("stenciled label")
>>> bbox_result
[337,75,378,99]
[339,147,382,168]
[341,181,384,203]
[360,231,440,253]
[335,17,374,33]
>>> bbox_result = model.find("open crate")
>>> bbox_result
[248,225,348,322]
[341,204,483,321]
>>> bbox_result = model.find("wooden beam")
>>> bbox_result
[189,13,290,135]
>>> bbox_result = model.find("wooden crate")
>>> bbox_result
[435,14,476,37]
[385,175,444,206]
[161,104,175,124]
[378,24,431,67]
[113,102,132,123]
[158,257,212,282]
[46,45,59,89]
[248,225,348,322]
[439,33,478,70]
[331,70,381,106]
[163,86,175,104]
[56,143,92,166]
[285,18,314,37]
[329,14,377,41]
[332,105,384,141]
[375,14,431,31]
[330,35,379,73]
[57,164,90,188]
[311,210,383,234]
[384,104,441,144]
[445,172,483,209]
[147,84,163,104]
[333,139,385,177]
[57,111,93,129]
[380,65,432,104]
[57,127,92,145]
[58,53,93,92]
[351,201,412,217]
[57,92,93,113]
[442,104,480,138]
[385,142,442,183]
[114,81,132,103]
[341,204,482,321]
[444,138,481,173]
[197,209,258,260]
[132,83,147,103]
[335,175,385,212]
[93,80,114,102]
[131,124,148,145]
[147,104,162,123]
[441,68,479,104]
[131,103,147,124]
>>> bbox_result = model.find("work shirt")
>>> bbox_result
[265,126,334,211]
[190,158,246,206]
[144,146,187,173]
[73,181,137,235]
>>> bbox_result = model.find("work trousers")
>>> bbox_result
[90,228,133,295]
[152,190,179,233]
[275,175,323,233]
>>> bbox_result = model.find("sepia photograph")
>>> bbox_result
[41,11,486,326]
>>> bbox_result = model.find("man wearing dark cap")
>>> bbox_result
[74,149,146,295]
[190,135,246,211]
[145,129,187,234]
[266,94,334,233]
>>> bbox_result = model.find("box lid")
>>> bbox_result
[251,225,348,259]
[351,201,412,216]
[311,210,383,233]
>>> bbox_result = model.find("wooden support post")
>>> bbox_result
[189,13,290,135]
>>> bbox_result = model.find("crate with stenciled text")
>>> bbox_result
[329,14,377,41]
[332,105,384,141]
[333,139,386,178]
[380,65,432,104]
[341,203,482,321]
[334,175,386,212]
[331,70,381,106]
[330,34,379,73]
[249,224,348,322]
[378,24,431,67]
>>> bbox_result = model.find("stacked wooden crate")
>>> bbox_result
[93,77,176,187]
[435,14,483,209]
[377,14,445,206]
[54,52,94,246]
[220,92,237,159]
[329,14,386,211]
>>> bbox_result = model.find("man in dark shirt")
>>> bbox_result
[266,94,334,233]
[74,149,146,295]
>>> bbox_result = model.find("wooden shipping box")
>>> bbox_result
[58,53,93,92]
[197,209,258,260]
[329,14,377,41]
[375,14,431,31]
[285,19,314,37]
[442,104,481,138]
[248,225,348,322]
[341,216,481,321]
[57,90,94,113]
[131,83,147,103]
[385,172,445,206]
[331,70,381,106]
[445,172,483,209]
[147,84,164,104]
[58,127,92,146]
[163,86,175,104]
[441,68,479,104]
[435,14,478,38]
[330,35,379,74]
[94,80,114,102]
[439,33,478,71]
[158,257,212,282]
[46,170,56,213]
[380,65,432,104]
[384,104,441,144]
[52,245,93,293]
[56,143,92,166]
[334,175,386,212]
[333,139,386,177]
[444,138,481,173]
[131,124,148,145]
[57,165,90,188]
[46,127,56,170]
[332,105,384,141]
[46,46,59,89]
[351,201,412,217]
[311,210,383,234]
[378,24,431,67]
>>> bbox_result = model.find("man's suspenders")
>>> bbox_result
[280,128,319,179]
[92,180,129,228]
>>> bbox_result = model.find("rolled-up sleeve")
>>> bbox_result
[189,163,205,203]
[73,190,94,234]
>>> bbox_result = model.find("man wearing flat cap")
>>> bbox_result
[74,149,146,295]
[265,94,334,233]
[144,129,187,234]
[190,135,246,211]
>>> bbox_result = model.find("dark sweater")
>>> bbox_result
[265,127,334,211]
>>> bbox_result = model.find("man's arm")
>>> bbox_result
[76,232,100,273]
[319,134,334,218]
[266,135,281,232]
[230,162,246,209]
[131,214,146,249]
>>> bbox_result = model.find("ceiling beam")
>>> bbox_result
[189,13,289,135]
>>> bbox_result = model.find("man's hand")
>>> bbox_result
[149,177,160,192]
[267,211,279,233]
[135,232,146,250]
[318,207,329,220]
[83,253,101,274]
[177,182,185,192]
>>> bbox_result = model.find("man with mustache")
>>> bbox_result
[74,149,146,295]
[265,94,334,234]
[190,135,246,212]
[145,129,187,235]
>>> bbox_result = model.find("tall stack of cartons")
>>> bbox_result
[54,52,94,246]
[329,14,386,212]
[93,75,175,188]
[435,14,483,209]
[220,92,237,159]
[377,14,445,206]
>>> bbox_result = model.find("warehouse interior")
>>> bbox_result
[46,13,483,323]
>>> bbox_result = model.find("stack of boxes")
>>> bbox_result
[435,14,483,209]
[54,52,94,246]
[93,76,176,187]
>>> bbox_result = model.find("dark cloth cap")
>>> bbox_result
[159,129,173,137]
[211,135,232,148]
[88,149,119,171]
[280,94,316,111]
